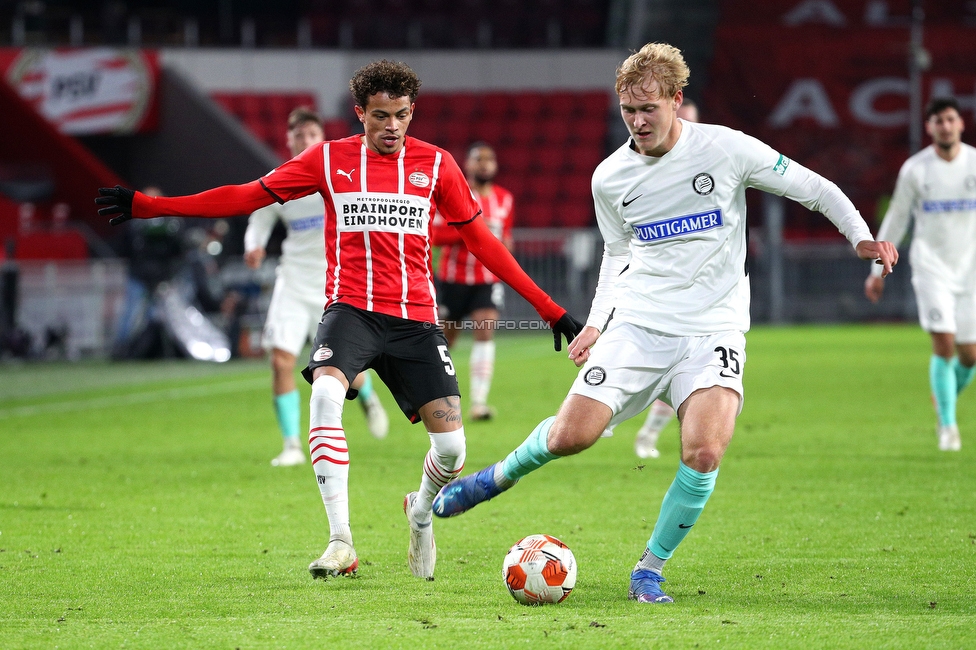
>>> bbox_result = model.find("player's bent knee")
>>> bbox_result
[681,445,725,473]
[547,417,603,456]
[271,349,297,375]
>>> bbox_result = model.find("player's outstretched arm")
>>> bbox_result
[96,181,276,225]
[456,216,583,350]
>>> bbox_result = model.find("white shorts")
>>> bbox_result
[569,320,746,428]
[262,277,325,356]
[912,273,976,342]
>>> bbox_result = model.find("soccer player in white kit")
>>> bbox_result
[434,43,898,603]
[865,97,976,452]
[244,108,389,467]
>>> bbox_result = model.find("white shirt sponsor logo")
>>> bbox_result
[633,209,724,242]
[334,192,431,234]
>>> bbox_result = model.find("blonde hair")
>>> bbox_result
[615,43,690,99]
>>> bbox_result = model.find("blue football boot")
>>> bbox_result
[432,462,509,517]
[628,569,674,603]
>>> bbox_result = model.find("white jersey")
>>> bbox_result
[873,144,976,293]
[587,121,873,335]
[243,192,327,301]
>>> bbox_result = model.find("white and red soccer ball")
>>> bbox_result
[502,534,577,605]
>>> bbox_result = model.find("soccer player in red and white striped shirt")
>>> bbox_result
[433,142,514,421]
[97,60,582,583]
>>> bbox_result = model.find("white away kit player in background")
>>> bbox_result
[433,42,898,604]
[865,96,976,452]
[244,107,388,468]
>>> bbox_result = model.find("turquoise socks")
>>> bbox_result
[952,357,975,395]
[501,416,558,482]
[930,355,957,427]
[357,372,375,401]
[648,462,718,560]
[273,389,301,442]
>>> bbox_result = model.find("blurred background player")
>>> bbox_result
[244,107,389,467]
[632,98,699,459]
[433,141,514,420]
[865,97,976,452]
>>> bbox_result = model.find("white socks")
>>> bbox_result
[469,341,495,407]
[415,428,466,521]
[309,375,351,545]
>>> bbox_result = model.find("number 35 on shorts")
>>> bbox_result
[714,345,742,378]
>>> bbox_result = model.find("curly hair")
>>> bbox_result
[615,43,689,99]
[349,60,422,108]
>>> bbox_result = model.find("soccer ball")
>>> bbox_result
[501,534,577,605]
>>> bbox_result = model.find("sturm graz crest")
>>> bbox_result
[693,173,714,196]
[584,366,607,386]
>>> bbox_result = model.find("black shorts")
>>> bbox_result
[437,282,498,323]
[302,303,460,423]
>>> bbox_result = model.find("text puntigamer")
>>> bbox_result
[633,210,724,242]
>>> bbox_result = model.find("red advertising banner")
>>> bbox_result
[0,47,160,135]
[706,2,976,238]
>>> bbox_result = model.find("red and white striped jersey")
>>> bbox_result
[261,135,480,323]
[436,185,514,285]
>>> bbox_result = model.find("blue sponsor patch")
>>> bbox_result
[921,199,976,213]
[633,209,724,242]
[291,215,325,232]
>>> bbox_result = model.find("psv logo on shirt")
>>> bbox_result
[334,192,431,234]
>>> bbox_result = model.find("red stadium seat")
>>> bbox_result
[324,119,352,140]
[527,173,560,203]
[502,147,536,174]
[511,91,545,119]
[562,172,592,201]
[517,201,552,228]
[580,91,610,119]
[472,119,508,149]
[553,199,594,227]
[506,118,540,146]
[443,93,479,120]
[481,92,512,120]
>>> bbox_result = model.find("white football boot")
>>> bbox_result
[404,491,436,580]
[360,392,389,440]
[308,539,359,579]
[937,424,961,452]
[634,427,661,459]
[271,445,306,467]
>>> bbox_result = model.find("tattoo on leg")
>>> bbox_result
[431,396,461,424]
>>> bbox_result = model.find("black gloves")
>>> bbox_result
[552,312,584,352]
[95,186,135,225]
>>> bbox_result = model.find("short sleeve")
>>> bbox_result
[260,142,326,204]
[433,152,481,225]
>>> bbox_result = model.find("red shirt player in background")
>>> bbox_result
[96,60,582,583]
[433,142,513,421]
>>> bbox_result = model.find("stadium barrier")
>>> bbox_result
[14,259,127,359]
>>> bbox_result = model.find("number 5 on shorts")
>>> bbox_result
[438,345,456,376]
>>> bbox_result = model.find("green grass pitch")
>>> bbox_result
[1,324,974,649]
